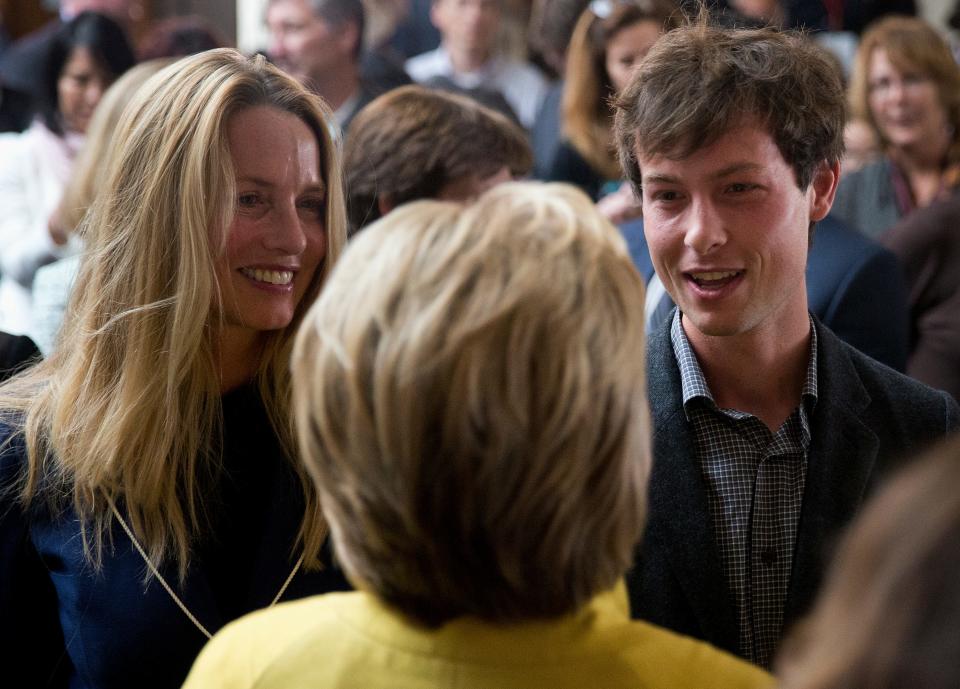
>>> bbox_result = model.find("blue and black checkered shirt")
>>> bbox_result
[670,310,818,668]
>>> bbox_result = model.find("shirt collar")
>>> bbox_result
[434,45,500,87]
[333,88,361,127]
[670,309,818,418]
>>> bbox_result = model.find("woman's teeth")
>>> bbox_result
[240,268,293,285]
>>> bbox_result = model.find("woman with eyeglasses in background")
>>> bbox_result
[832,15,960,238]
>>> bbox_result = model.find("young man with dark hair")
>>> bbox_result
[613,20,960,669]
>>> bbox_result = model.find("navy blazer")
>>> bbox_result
[0,386,350,689]
[627,316,960,659]
[620,215,911,371]
[0,331,39,381]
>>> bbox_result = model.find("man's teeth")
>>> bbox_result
[241,268,293,285]
[692,270,739,282]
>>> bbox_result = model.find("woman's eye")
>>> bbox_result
[298,198,326,218]
[238,193,261,207]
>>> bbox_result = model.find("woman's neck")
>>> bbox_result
[889,124,951,173]
[217,327,264,393]
[889,134,952,207]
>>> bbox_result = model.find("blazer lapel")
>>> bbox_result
[644,321,738,648]
[785,320,878,626]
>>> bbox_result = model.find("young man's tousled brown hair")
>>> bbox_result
[614,20,846,195]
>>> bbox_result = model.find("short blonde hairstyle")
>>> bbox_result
[1,49,347,579]
[848,15,960,166]
[777,434,960,689]
[292,181,650,627]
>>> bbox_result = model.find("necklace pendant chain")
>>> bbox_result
[106,495,304,640]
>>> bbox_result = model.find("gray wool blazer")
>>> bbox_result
[627,315,960,660]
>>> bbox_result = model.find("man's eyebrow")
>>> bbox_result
[641,173,680,185]
[641,162,765,185]
[709,162,765,179]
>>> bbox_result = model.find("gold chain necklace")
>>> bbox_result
[106,495,304,639]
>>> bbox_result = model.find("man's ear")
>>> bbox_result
[809,159,840,222]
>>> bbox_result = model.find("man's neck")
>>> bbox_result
[684,312,812,433]
[444,42,492,73]
[309,64,359,112]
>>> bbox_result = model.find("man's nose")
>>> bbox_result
[683,199,727,254]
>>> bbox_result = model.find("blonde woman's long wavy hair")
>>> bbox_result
[0,48,347,580]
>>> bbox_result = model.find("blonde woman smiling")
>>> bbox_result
[0,49,349,689]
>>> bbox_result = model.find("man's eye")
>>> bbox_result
[651,190,679,202]
[727,183,755,193]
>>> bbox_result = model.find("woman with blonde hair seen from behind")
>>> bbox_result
[184,181,771,689]
[30,58,173,355]
[0,49,349,689]
[832,15,960,238]
[548,0,678,213]
[777,433,960,689]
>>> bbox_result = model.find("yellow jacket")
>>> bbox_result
[183,585,772,689]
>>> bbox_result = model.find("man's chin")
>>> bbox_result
[680,311,746,340]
